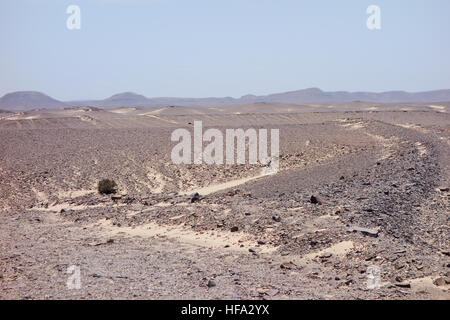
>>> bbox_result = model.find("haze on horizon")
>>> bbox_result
[1,0,450,101]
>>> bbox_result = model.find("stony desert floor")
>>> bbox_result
[0,102,449,299]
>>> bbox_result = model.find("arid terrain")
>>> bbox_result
[0,102,449,300]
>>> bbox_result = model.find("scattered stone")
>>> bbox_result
[230,226,239,232]
[394,282,411,288]
[439,187,449,192]
[433,277,449,287]
[365,254,376,261]
[249,247,262,254]
[60,208,66,213]
[257,240,266,245]
[191,192,200,203]
[90,239,114,246]
[347,226,379,237]
[310,195,325,205]
[320,252,333,259]
[280,262,296,270]
[441,250,450,256]
[272,216,281,222]
[111,195,122,201]
[207,280,216,288]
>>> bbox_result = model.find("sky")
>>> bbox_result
[0,0,449,100]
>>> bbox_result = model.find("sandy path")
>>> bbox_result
[179,172,272,196]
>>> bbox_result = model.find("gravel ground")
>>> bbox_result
[0,106,449,299]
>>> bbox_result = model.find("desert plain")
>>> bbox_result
[0,101,449,299]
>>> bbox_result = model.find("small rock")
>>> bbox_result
[433,277,449,287]
[257,240,266,245]
[280,262,296,270]
[347,226,379,237]
[394,282,411,288]
[111,195,122,201]
[272,216,281,222]
[310,195,325,205]
[207,280,216,288]
[365,254,376,261]
[230,226,239,232]
[249,247,262,254]
[190,192,200,203]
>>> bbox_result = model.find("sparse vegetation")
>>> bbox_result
[97,179,117,194]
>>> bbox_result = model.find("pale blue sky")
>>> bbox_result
[1,0,449,100]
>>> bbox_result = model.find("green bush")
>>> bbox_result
[98,179,117,194]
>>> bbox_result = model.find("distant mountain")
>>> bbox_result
[240,88,450,104]
[101,92,149,107]
[2,88,450,110]
[0,91,65,110]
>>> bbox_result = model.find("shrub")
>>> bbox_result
[98,179,117,194]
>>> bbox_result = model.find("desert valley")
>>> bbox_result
[0,96,449,299]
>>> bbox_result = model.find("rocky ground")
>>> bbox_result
[0,104,449,299]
